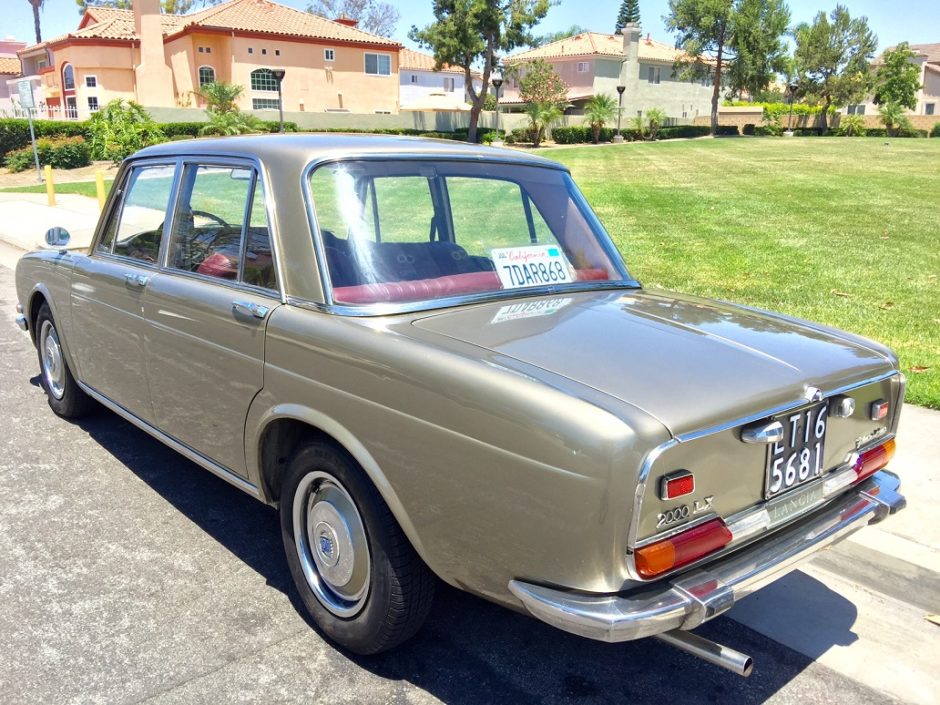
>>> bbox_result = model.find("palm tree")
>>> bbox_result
[198,81,244,114]
[878,101,910,137]
[583,94,617,144]
[645,107,667,140]
[525,102,563,147]
[27,0,45,43]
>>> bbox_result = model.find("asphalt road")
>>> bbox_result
[0,263,925,705]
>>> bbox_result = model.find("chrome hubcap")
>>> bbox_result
[40,320,65,400]
[293,471,370,617]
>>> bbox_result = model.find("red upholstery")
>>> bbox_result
[333,269,610,304]
[196,252,237,279]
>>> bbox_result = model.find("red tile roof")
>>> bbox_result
[0,57,21,75]
[506,31,688,64]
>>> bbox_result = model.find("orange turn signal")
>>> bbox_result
[854,438,896,483]
[634,518,732,579]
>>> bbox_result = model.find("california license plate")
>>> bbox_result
[765,401,828,499]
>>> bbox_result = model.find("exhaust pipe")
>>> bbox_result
[654,630,754,677]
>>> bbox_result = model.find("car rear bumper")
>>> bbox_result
[508,469,905,642]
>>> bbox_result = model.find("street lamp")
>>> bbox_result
[615,85,626,142]
[784,82,798,136]
[491,76,503,144]
[271,68,286,133]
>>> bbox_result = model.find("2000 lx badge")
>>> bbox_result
[14,135,905,676]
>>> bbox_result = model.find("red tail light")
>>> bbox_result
[634,518,733,579]
[660,470,695,500]
[854,439,896,483]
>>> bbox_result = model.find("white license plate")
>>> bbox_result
[764,401,828,499]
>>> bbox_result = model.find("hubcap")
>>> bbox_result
[39,320,65,400]
[293,471,371,617]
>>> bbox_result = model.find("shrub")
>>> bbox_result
[932,123,940,138]
[754,125,779,136]
[715,125,739,136]
[837,114,866,136]
[0,118,90,159]
[658,125,710,139]
[865,128,888,137]
[88,100,165,162]
[742,123,755,135]
[4,136,91,172]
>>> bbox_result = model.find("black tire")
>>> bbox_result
[34,303,95,418]
[280,441,435,654]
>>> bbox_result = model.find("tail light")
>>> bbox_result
[634,518,732,579]
[854,438,896,483]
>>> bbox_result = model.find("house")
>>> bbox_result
[501,24,716,119]
[8,0,401,120]
[846,43,940,117]
[0,37,26,116]
[398,47,482,110]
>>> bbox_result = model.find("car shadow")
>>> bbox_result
[75,406,863,704]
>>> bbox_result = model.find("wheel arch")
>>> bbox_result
[253,404,433,573]
[27,285,80,376]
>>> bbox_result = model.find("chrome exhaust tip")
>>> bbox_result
[654,629,754,677]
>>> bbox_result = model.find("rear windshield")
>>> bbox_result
[307,159,632,306]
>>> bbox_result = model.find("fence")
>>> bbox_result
[693,106,940,133]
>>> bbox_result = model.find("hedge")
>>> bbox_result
[933,123,940,138]
[4,136,92,172]
[541,124,711,144]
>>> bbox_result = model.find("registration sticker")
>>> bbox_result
[491,245,573,289]
[491,297,572,323]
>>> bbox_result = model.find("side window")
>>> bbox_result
[166,164,276,290]
[111,164,176,264]
[446,177,553,256]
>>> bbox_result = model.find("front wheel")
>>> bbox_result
[35,304,95,418]
[280,441,435,654]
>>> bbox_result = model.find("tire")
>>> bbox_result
[35,303,95,418]
[280,441,435,654]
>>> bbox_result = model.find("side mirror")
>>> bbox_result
[44,227,71,248]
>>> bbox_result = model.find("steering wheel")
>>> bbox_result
[191,209,230,229]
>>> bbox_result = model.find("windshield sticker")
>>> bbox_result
[491,245,573,289]
[491,298,573,324]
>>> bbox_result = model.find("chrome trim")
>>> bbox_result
[15,313,28,332]
[831,395,856,418]
[78,381,261,499]
[740,420,784,444]
[869,399,889,422]
[634,511,720,549]
[16,303,24,314]
[511,470,904,644]
[232,299,269,319]
[299,155,641,317]
[625,371,903,574]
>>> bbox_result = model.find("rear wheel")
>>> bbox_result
[280,441,435,654]
[35,304,95,418]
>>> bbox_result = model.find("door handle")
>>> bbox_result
[232,300,269,319]
[125,273,149,287]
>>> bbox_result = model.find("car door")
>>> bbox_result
[70,160,179,424]
[143,160,281,478]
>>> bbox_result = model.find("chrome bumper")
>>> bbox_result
[15,314,28,332]
[509,470,905,643]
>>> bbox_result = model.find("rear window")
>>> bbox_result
[308,160,630,307]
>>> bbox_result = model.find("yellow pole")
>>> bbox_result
[44,165,55,206]
[95,170,106,211]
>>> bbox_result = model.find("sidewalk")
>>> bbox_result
[0,192,101,253]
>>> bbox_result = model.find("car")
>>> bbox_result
[14,135,905,675]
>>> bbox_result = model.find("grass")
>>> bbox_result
[1,180,114,197]
[542,137,940,409]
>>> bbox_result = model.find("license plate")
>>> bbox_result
[765,401,828,499]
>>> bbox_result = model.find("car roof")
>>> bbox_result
[133,133,568,171]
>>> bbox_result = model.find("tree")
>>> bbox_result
[26,0,45,43]
[532,25,589,48]
[583,93,617,143]
[307,0,399,36]
[645,106,667,139]
[199,80,244,114]
[666,0,790,135]
[793,5,876,133]
[524,102,562,147]
[615,0,640,34]
[873,42,921,110]
[878,101,911,137]
[197,81,263,135]
[517,60,567,146]
[410,0,551,143]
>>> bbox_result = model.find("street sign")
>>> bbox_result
[17,79,34,110]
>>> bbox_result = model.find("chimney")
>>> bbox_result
[133,0,174,107]
[335,16,359,27]
[621,22,641,66]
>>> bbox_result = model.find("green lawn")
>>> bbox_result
[542,137,940,409]
[1,180,114,197]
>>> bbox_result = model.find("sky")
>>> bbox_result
[4,0,939,55]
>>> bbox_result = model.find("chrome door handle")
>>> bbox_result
[125,273,149,287]
[741,420,784,444]
[232,300,269,319]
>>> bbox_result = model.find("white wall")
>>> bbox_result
[400,69,465,107]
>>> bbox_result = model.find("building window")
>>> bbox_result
[248,47,253,54]
[62,63,75,90]
[375,110,391,114]
[577,61,588,72]
[647,66,660,84]
[198,66,215,87]
[37,58,47,70]
[275,50,280,56]
[926,103,936,116]
[198,47,204,53]
[262,49,267,55]
[250,68,278,91]
[364,53,391,76]
[252,98,280,110]
[847,104,866,115]
[85,75,97,88]
[87,96,99,112]
[410,74,417,83]
[325,48,335,62]
[443,77,455,92]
